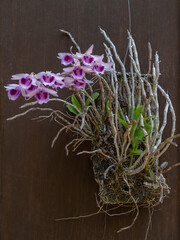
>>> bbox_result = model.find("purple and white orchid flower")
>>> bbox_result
[53,80,65,89]
[19,76,32,89]
[5,84,21,100]
[11,73,37,89]
[52,73,66,89]
[74,78,93,89]
[72,66,84,79]
[62,59,93,79]
[8,88,21,100]
[93,64,105,74]
[25,83,58,100]
[76,45,103,66]
[36,71,62,86]
[57,52,74,66]
[93,55,113,74]
[35,91,50,104]
[93,62,113,74]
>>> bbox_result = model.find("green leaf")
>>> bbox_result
[143,116,154,121]
[133,141,139,150]
[144,121,151,135]
[149,169,156,181]
[144,118,156,136]
[71,95,80,108]
[134,128,144,141]
[130,149,143,155]
[106,100,110,113]
[130,122,136,136]
[131,127,144,151]
[133,105,143,121]
[85,92,99,106]
[117,117,128,128]
[71,95,83,112]
[66,105,79,115]
[93,92,99,100]
[85,98,91,107]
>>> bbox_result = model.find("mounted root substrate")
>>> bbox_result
[6,28,180,235]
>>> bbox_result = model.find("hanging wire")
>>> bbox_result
[123,0,132,65]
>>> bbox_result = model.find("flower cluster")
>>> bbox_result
[5,45,113,104]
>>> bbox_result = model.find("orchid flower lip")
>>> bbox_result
[72,66,84,79]
[19,77,33,89]
[37,71,59,87]
[82,55,94,66]
[35,91,49,104]
[27,84,38,92]
[61,54,74,66]
[54,81,65,89]
[41,74,55,86]
[8,88,21,100]
[74,79,86,89]
[93,64,105,74]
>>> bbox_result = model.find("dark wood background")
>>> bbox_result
[0,0,179,239]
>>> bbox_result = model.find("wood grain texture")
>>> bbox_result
[0,0,179,239]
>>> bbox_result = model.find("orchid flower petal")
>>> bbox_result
[94,54,104,63]
[55,75,64,81]
[62,67,74,75]
[76,52,84,59]
[85,79,93,84]
[25,88,39,98]
[11,73,29,80]
[35,72,46,79]
[74,58,81,66]
[86,44,94,55]
[81,66,93,73]
[27,84,38,93]
[93,54,104,62]
[4,84,20,90]
[57,53,67,59]
[103,62,114,71]
[64,76,74,87]
[42,87,58,97]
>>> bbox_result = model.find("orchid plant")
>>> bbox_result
[5,29,180,236]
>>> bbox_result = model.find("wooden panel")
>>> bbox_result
[0,0,179,239]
